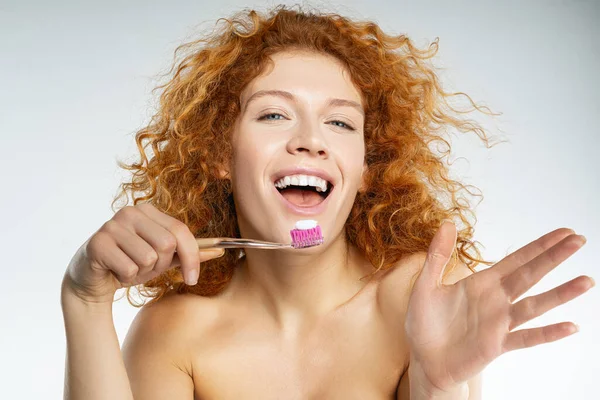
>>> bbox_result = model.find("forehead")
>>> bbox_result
[240,51,363,107]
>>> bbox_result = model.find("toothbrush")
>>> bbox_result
[288,219,324,249]
[195,219,324,250]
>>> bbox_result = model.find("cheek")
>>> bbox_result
[231,133,277,184]
[232,148,258,186]
[331,132,364,155]
[332,137,365,186]
[345,165,366,191]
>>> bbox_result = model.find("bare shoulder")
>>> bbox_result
[376,252,427,323]
[123,290,222,357]
[121,290,221,399]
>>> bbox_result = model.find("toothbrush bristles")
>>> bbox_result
[290,225,324,249]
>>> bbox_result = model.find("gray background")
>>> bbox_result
[1,0,598,398]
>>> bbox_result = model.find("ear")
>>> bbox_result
[215,159,231,180]
[218,166,230,180]
[218,166,229,179]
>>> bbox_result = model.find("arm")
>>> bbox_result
[61,281,195,400]
[61,203,220,399]
[61,282,134,400]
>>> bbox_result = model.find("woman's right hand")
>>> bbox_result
[62,203,225,305]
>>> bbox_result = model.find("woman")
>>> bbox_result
[61,5,594,399]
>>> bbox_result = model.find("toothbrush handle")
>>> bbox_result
[195,237,294,250]
[195,238,223,249]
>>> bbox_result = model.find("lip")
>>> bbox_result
[272,183,335,216]
[271,166,336,188]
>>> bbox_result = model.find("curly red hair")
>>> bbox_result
[111,4,504,306]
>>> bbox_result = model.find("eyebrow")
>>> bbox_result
[243,89,364,117]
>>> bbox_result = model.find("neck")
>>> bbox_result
[229,233,372,330]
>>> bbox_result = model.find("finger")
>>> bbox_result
[509,275,595,330]
[169,248,226,269]
[165,249,225,287]
[503,322,578,353]
[493,228,575,278]
[418,220,457,289]
[200,248,226,262]
[87,231,140,286]
[134,204,201,285]
[115,206,177,276]
[502,234,586,301]
[102,219,159,276]
[108,249,142,285]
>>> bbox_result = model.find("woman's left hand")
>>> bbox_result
[404,221,594,393]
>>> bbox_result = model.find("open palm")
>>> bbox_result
[404,221,594,391]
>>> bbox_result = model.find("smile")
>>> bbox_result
[272,182,335,216]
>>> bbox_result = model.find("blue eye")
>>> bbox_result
[257,112,356,131]
[257,113,286,121]
[329,120,351,130]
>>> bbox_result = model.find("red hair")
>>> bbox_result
[111,4,502,306]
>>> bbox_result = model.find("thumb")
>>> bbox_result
[418,220,457,289]
[169,248,225,269]
[199,248,226,262]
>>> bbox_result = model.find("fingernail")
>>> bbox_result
[573,323,580,333]
[186,269,198,285]
[579,235,587,245]
[204,249,225,259]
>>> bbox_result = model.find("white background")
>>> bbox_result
[1,0,598,398]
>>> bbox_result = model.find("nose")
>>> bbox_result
[285,125,329,159]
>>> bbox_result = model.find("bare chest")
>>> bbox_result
[190,283,408,400]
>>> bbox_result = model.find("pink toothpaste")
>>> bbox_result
[290,219,324,249]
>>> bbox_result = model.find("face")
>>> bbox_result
[229,50,366,250]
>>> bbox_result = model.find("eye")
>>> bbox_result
[257,112,356,131]
[329,120,355,131]
[257,112,286,122]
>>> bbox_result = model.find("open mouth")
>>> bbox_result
[276,183,333,207]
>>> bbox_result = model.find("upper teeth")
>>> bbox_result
[274,174,329,192]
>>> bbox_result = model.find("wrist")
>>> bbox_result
[408,361,469,400]
[61,274,115,312]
